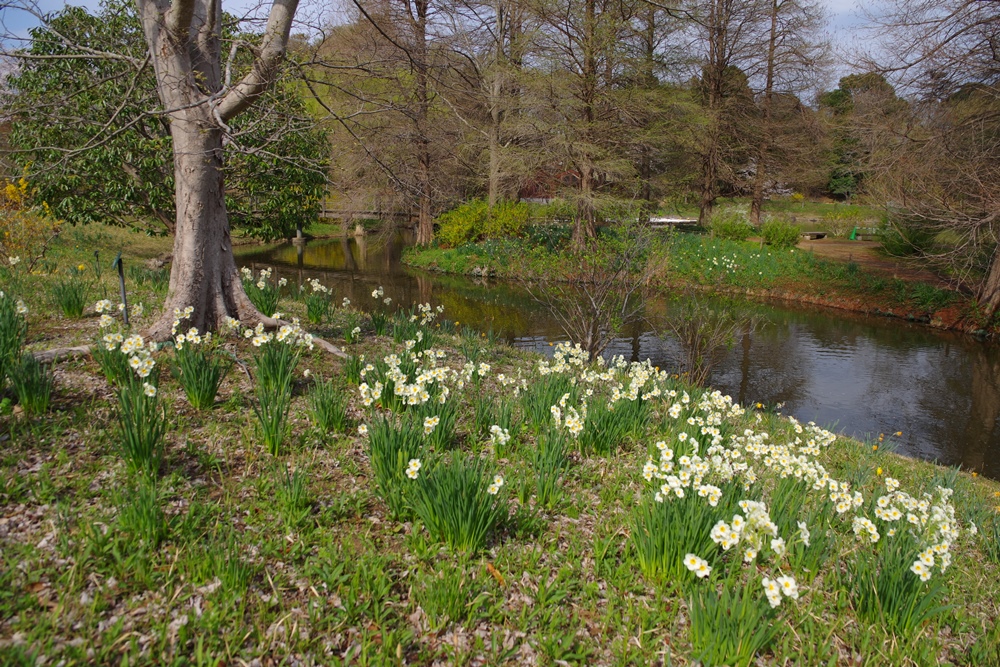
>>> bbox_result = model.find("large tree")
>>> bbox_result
[4,1,328,241]
[860,0,1000,314]
[3,0,306,336]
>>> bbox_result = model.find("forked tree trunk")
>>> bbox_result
[147,115,265,338]
[134,0,299,338]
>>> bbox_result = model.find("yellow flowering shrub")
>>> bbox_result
[0,175,60,268]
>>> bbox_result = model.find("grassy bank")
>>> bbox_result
[403,230,979,331]
[1,230,1000,665]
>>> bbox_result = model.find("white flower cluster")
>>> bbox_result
[406,458,422,479]
[175,326,211,351]
[308,278,330,294]
[550,394,586,438]
[487,475,504,495]
[537,342,590,376]
[359,348,456,408]
[490,424,511,448]
[762,575,798,608]
[241,319,314,349]
[96,299,142,328]
[371,285,392,305]
[170,306,196,335]
[413,302,443,326]
[241,267,272,290]
[870,482,958,581]
[683,553,712,578]
[114,333,156,378]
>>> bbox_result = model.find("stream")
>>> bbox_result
[239,232,1000,480]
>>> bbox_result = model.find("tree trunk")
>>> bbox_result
[148,115,263,338]
[750,0,779,227]
[978,242,1000,317]
[699,136,718,225]
[573,164,597,248]
[133,0,299,337]
[573,0,598,249]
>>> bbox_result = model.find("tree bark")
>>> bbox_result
[750,0,778,227]
[978,241,1000,317]
[134,0,299,337]
[572,0,598,249]
[148,115,264,338]
[413,0,435,246]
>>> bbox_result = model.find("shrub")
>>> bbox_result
[761,218,801,249]
[437,200,487,247]
[407,453,508,553]
[878,215,937,258]
[436,199,529,247]
[483,200,529,239]
[0,175,60,270]
[710,207,753,241]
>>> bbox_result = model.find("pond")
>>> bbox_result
[239,232,1000,480]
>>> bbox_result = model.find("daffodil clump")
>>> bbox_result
[245,318,314,455]
[240,266,281,317]
[92,299,152,387]
[369,285,392,335]
[303,277,332,324]
[171,310,232,410]
[102,308,164,478]
[0,288,29,387]
[405,452,508,554]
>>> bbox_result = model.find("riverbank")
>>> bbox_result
[3,228,1000,665]
[402,232,990,336]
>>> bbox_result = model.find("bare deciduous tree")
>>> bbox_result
[861,0,1000,316]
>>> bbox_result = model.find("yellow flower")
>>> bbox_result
[895,431,902,436]
[77,264,85,272]
[972,472,978,477]
[876,467,883,476]
[872,444,878,451]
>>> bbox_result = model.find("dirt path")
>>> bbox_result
[795,238,952,288]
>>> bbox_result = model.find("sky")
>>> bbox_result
[3,0,866,38]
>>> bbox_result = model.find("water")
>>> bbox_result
[239,233,1000,479]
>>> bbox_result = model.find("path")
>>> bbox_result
[795,238,952,289]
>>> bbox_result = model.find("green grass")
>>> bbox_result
[2,229,999,666]
[406,230,967,319]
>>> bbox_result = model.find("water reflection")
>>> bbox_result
[239,234,1000,480]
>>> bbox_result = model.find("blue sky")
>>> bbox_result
[4,0,865,37]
